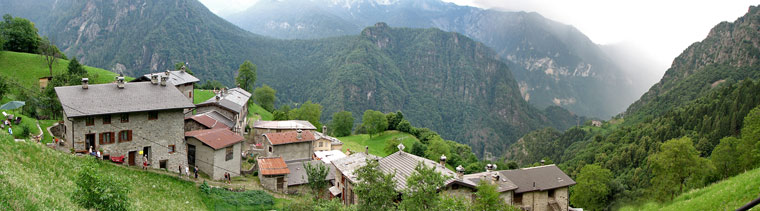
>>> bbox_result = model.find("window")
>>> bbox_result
[148,111,158,120]
[102,115,111,124]
[268,146,273,153]
[226,147,234,161]
[119,130,132,142]
[99,132,115,145]
[159,160,168,169]
[85,117,94,126]
[548,189,555,198]
[168,145,176,153]
[513,193,523,204]
[318,141,323,147]
[120,113,129,123]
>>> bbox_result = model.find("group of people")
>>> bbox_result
[88,146,101,159]
[2,118,12,135]
[177,164,199,179]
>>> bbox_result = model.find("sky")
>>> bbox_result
[200,0,760,74]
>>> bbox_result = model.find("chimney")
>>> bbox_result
[365,146,369,155]
[160,75,168,86]
[397,143,405,152]
[486,163,493,172]
[180,65,186,73]
[215,95,221,101]
[540,159,545,165]
[322,125,327,134]
[491,173,499,185]
[165,70,170,76]
[296,129,302,140]
[116,76,125,89]
[81,78,89,89]
[456,165,464,179]
[150,74,158,85]
[439,154,447,166]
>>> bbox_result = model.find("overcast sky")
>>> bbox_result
[200,0,760,72]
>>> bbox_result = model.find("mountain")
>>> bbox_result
[0,0,579,157]
[225,0,642,119]
[624,6,760,124]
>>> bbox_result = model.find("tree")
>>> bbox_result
[386,111,403,131]
[331,111,354,137]
[473,180,512,211]
[411,141,427,157]
[384,138,402,155]
[73,165,131,211]
[235,60,257,93]
[304,161,330,199]
[570,164,612,211]
[399,163,450,210]
[739,105,760,170]
[253,85,277,112]
[711,137,741,179]
[362,110,388,138]
[38,36,65,77]
[65,57,87,85]
[289,101,323,131]
[424,137,450,161]
[0,14,39,53]
[354,159,397,210]
[397,119,412,133]
[648,137,710,200]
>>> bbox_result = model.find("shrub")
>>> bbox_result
[73,165,131,211]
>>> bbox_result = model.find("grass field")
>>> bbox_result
[0,51,129,88]
[0,110,41,139]
[193,89,273,121]
[337,131,421,157]
[619,167,760,211]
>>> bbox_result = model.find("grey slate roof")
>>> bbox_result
[455,171,518,192]
[498,164,576,194]
[55,82,195,118]
[378,151,457,191]
[133,70,200,85]
[314,131,343,145]
[202,111,235,128]
[197,88,251,114]
[332,152,379,183]
[287,160,336,186]
[253,120,317,130]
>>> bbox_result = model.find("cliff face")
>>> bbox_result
[625,5,760,121]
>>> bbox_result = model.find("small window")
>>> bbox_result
[226,147,234,161]
[514,193,523,204]
[159,160,168,169]
[268,146,273,153]
[168,145,176,153]
[119,130,132,142]
[148,111,158,120]
[548,189,555,198]
[120,113,129,123]
[318,141,323,147]
[85,117,94,126]
[103,115,111,124]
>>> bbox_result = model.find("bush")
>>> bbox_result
[73,165,131,211]
[202,187,275,210]
[13,124,30,139]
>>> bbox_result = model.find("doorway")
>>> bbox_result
[277,177,285,191]
[143,146,151,163]
[128,151,136,166]
[187,144,196,168]
[85,134,95,151]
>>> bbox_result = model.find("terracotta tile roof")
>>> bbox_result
[185,128,243,150]
[264,130,316,145]
[258,157,290,175]
[185,111,233,129]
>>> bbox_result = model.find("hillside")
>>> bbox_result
[620,167,760,211]
[0,51,124,89]
[225,0,641,118]
[624,5,760,124]
[337,130,421,157]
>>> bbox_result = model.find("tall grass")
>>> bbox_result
[337,131,421,157]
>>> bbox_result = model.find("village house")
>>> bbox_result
[184,111,235,131]
[257,156,290,193]
[285,160,337,195]
[444,164,576,211]
[184,128,243,180]
[195,87,251,136]
[591,120,603,127]
[252,120,316,148]
[331,149,379,205]
[378,147,458,192]
[55,77,194,172]
[262,129,315,162]
[131,67,199,101]
[313,126,343,152]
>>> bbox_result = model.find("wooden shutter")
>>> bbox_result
[99,133,104,145]
[127,130,132,141]
[118,131,123,142]
[111,132,116,143]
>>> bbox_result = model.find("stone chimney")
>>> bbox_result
[456,165,464,180]
[322,125,327,134]
[439,154,447,166]
[491,172,499,185]
[215,95,221,101]
[296,129,302,140]
[486,163,493,172]
[540,159,545,165]
[180,65,186,73]
[150,74,158,85]
[81,78,89,89]
[116,76,125,89]
[160,75,168,86]
[165,70,170,76]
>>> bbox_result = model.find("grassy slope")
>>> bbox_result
[193,89,273,121]
[0,51,129,87]
[337,131,421,157]
[620,167,760,211]
[0,110,41,139]
[0,134,205,210]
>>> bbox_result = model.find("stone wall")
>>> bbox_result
[187,137,241,180]
[67,109,187,173]
[184,120,208,131]
[265,141,312,162]
[554,187,570,211]
[259,174,288,193]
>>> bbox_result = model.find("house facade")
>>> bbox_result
[313,130,343,152]
[262,130,315,162]
[56,78,194,172]
[185,128,243,180]
[195,88,250,136]
[331,151,379,205]
[258,157,290,193]
[252,120,316,148]
[286,160,336,195]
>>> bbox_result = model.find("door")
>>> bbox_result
[143,146,151,163]
[128,151,136,166]
[187,144,196,167]
[85,134,95,151]
[277,177,284,191]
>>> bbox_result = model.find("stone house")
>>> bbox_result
[252,120,316,148]
[313,130,343,152]
[184,111,234,131]
[131,67,199,101]
[185,128,243,180]
[195,87,251,136]
[444,164,576,211]
[286,160,336,195]
[331,150,380,205]
[378,149,458,193]
[258,156,290,193]
[262,130,315,162]
[55,77,194,172]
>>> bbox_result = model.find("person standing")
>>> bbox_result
[194,166,198,179]
[185,165,190,177]
[142,155,148,170]
[178,165,182,177]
